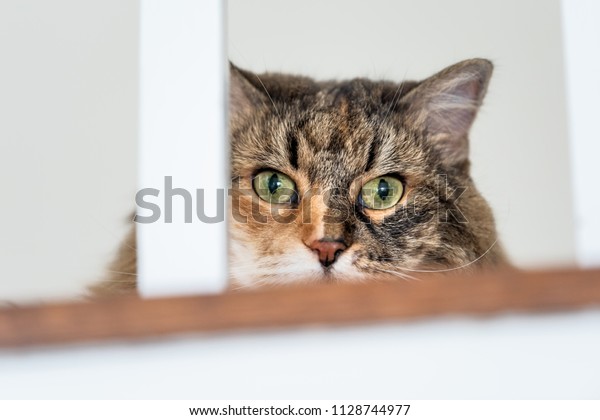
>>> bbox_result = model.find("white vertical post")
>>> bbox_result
[137,0,228,296]
[561,0,600,267]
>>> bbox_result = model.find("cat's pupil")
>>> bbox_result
[268,173,282,194]
[377,178,390,200]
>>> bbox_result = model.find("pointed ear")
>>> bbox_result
[229,62,267,120]
[400,59,493,167]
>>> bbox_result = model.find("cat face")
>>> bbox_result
[229,59,504,287]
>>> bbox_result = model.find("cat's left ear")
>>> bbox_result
[400,59,493,167]
[229,62,268,120]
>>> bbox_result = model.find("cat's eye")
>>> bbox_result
[253,170,298,204]
[359,176,404,210]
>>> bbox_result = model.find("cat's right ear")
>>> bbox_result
[229,63,267,120]
[399,59,493,168]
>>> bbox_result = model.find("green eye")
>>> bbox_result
[253,170,298,204]
[359,176,404,210]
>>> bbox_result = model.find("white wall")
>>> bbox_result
[0,0,578,302]
[0,1,138,302]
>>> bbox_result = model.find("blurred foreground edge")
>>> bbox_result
[1,268,599,348]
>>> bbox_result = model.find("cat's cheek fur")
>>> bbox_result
[229,212,369,286]
[229,241,369,287]
[327,249,371,282]
[228,230,322,286]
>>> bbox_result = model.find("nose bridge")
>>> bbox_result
[322,210,348,241]
[304,187,352,268]
[322,185,353,241]
[299,182,354,246]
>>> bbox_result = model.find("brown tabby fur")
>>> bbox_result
[90,58,507,297]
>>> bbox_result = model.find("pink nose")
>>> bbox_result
[309,239,347,267]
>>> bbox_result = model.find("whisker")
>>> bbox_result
[105,270,137,277]
[382,68,410,121]
[373,237,500,273]
[371,267,420,282]
[253,73,282,120]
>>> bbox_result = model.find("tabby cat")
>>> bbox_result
[93,58,506,295]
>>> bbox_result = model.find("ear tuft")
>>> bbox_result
[401,59,493,167]
[229,63,267,120]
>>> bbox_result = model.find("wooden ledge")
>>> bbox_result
[1,268,599,348]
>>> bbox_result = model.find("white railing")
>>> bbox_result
[137,0,228,296]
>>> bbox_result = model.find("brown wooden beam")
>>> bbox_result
[1,268,599,348]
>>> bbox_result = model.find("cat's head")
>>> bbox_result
[229,59,504,287]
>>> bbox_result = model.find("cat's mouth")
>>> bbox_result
[320,265,335,278]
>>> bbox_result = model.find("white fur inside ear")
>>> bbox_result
[229,65,265,119]
[427,71,483,135]
[425,74,483,162]
[403,59,493,166]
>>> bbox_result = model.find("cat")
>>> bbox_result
[91,58,506,296]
